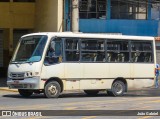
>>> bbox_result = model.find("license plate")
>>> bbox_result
[14,81,19,84]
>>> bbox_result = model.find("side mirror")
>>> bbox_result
[49,41,55,52]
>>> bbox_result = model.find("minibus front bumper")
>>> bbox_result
[7,77,40,89]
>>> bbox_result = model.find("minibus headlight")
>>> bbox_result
[24,71,40,77]
[25,72,33,77]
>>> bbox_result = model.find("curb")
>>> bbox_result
[0,88,18,92]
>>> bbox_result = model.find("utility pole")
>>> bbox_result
[71,0,79,32]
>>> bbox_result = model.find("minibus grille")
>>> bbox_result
[10,84,34,89]
[11,84,24,88]
[11,73,25,79]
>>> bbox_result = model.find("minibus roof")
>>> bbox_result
[22,32,154,41]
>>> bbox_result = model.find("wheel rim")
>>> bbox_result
[48,84,57,96]
[113,82,123,94]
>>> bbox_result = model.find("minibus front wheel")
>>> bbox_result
[44,81,61,98]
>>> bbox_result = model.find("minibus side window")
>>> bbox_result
[106,40,129,62]
[65,38,79,62]
[131,41,153,63]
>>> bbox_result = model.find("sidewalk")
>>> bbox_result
[0,87,18,92]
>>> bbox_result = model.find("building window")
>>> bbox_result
[79,0,106,19]
[111,0,147,19]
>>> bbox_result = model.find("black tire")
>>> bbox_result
[18,89,33,97]
[44,81,61,98]
[107,80,125,96]
[107,90,114,96]
[84,90,99,95]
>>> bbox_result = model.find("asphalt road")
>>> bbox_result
[0,88,160,119]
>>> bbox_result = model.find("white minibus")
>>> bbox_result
[7,32,156,98]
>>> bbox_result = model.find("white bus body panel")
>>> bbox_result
[130,64,154,78]
[64,63,83,78]
[40,62,155,90]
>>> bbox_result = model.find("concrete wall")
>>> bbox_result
[0,0,64,31]
[0,2,35,69]
[0,2,35,28]
[35,0,63,32]
[0,1,64,74]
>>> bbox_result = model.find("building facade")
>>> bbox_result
[65,0,160,36]
[64,0,160,64]
[0,0,63,76]
[0,0,160,76]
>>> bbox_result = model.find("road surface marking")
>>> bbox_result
[150,100,160,103]
[63,97,154,106]
[26,116,49,119]
[130,106,152,110]
[138,116,153,119]
[65,106,77,110]
[64,100,127,106]
[0,104,51,110]
[82,116,97,119]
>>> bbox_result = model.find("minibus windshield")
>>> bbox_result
[12,35,48,63]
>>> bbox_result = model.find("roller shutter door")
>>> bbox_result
[0,31,3,67]
[156,41,160,64]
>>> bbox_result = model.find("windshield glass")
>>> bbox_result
[12,35,48,63]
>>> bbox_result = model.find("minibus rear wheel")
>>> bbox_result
[18,89,33,97]
[44,81,61,98]
[107,80,125,96]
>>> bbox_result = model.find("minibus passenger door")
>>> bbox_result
[41,38,64,80]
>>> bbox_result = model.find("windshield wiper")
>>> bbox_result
[11,61,19,64]
[25,60,34,64]
[11,60,33,64]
